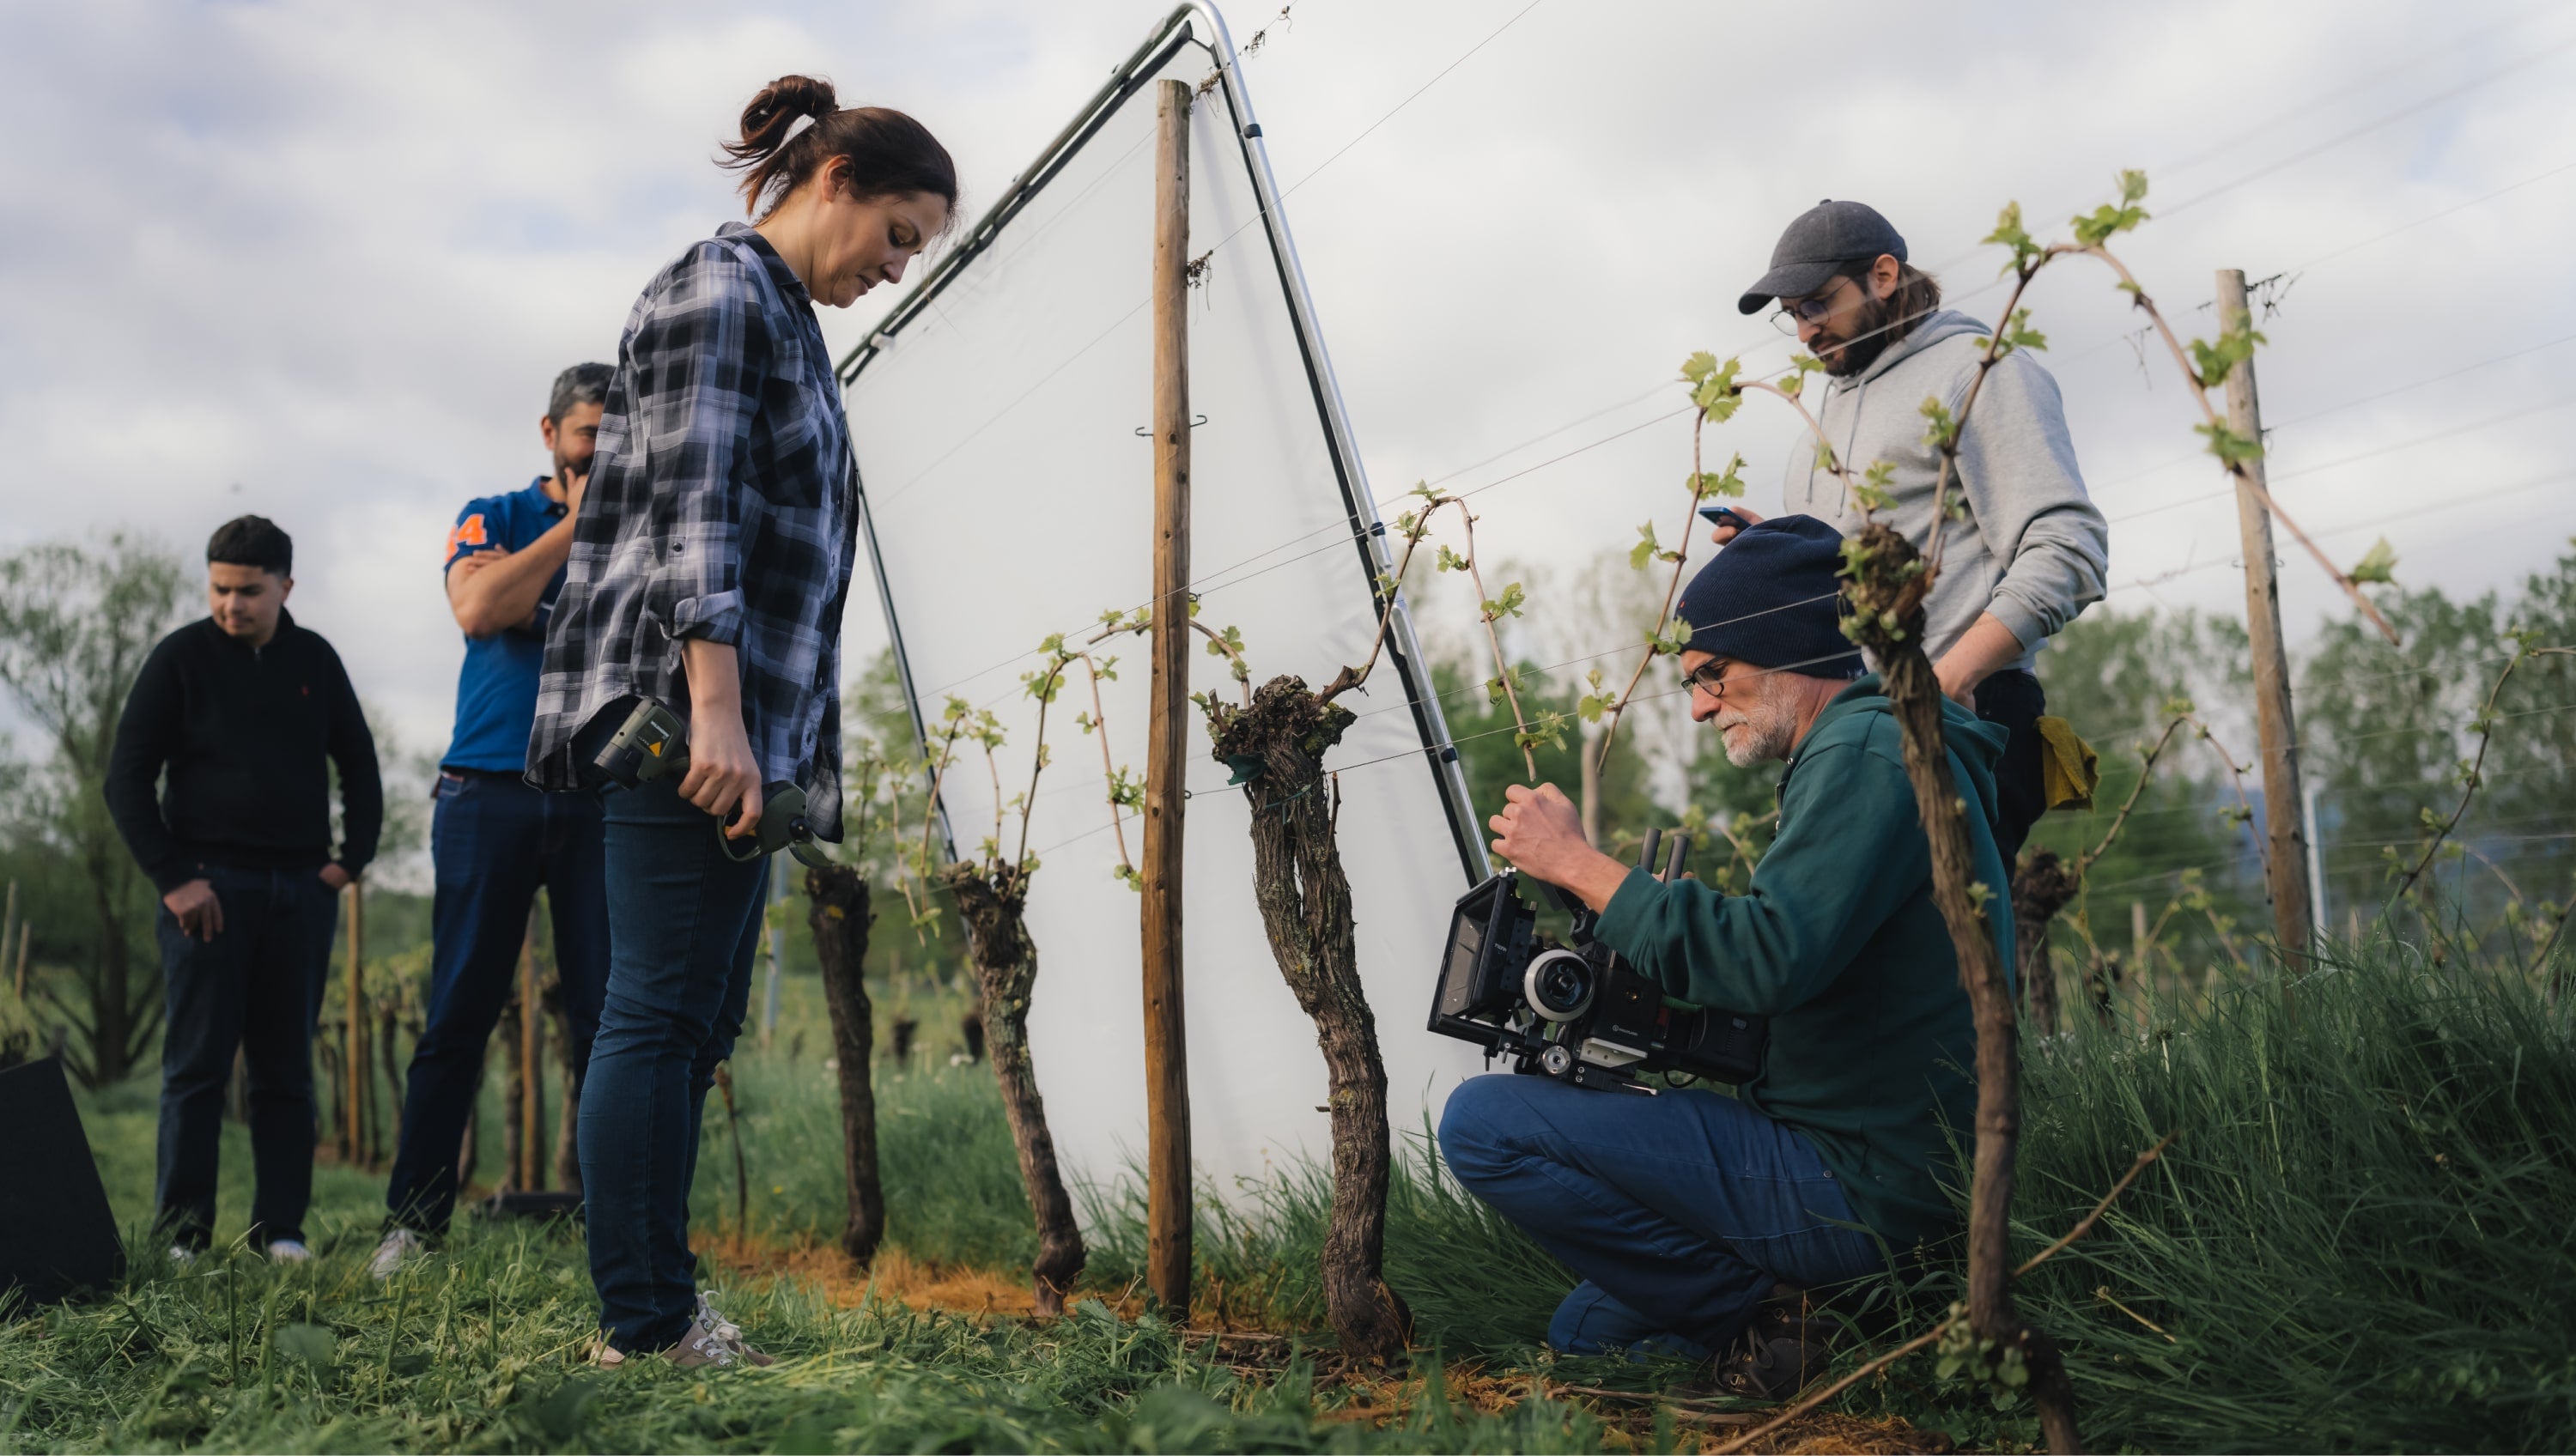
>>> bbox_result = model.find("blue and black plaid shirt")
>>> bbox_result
[527,222,856,838]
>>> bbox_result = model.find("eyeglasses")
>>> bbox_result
[1770,273,1860,336]
[1681,658,1741,699]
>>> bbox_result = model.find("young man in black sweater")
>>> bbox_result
[106,515,381,1265]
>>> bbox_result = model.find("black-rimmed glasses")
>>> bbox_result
[1682,658,1740,700]
[1770,273,1860,336]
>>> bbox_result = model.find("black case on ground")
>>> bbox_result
[0,1056,127,1305]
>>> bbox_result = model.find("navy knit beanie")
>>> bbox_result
[1675,515,1863,677]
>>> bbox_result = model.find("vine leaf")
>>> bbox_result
[1852,460,1898,515]
[2070,169,2151,247]
[1631,521,1680,571]
[1984,202,2042,275]
[1680,352,1746,422]
[2193,422,2264,467]
[2348,537,2399,585]
[2188,319,2264,391]
[1575,667,1613,725]
[1973,309,2048,359]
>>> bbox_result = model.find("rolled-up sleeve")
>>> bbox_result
[1955,353,2109,650]
[627,246,769,649]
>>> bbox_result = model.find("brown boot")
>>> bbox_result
[1708,1283,1830,1401]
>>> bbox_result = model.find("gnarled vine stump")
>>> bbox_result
[939,864,1085,1314]
[1206,675,1413,1364]
[2010,849,2081,1040]
[805,864,886,1264]
[1844,521,2080,1451]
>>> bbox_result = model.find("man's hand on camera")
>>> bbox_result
[163,878,223,942]
[1488,784,1630,912]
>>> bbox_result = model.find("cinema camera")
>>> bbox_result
[592,698,834,868]
[1430,828,1765,1094]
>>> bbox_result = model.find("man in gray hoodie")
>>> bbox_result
[1720,199,2108,858]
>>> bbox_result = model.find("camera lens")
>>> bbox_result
[1523,949,1595,1022]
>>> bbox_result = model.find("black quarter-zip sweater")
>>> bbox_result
[106,610,383,892]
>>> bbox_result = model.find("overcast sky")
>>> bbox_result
[5,0,2573,776]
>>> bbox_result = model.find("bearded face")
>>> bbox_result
[1815,288,1901,378]
[1716,681,1806,767]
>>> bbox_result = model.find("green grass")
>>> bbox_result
[6,940,2573,1452]
[0,1226,1616,1453]
[2,1056,1618,1453]
[2009,944,2576,1453]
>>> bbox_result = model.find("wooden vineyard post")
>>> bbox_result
[519,909,544,1192]
[344,880,365,1165]
[1139,76,1194,1314]
[2218,268,2314,975]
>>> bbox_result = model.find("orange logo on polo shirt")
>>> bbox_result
[447,513,490,558]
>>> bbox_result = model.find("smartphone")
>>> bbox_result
[1698,506,1749,531]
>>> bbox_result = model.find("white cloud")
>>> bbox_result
[3,0,2571,764]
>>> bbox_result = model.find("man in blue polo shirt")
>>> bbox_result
[373,363,614,1277]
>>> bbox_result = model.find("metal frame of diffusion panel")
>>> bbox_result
[839,3,1484,883]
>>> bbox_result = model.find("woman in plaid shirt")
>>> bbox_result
[529,75,955,1368]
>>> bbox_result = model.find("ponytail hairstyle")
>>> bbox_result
[720,75,959,223]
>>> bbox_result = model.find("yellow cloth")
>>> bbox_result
[2037,715,2099,811]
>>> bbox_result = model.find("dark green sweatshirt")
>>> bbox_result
[1595,676,2014,1249]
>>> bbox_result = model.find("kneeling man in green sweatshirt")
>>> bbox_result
[1437,514,2013,1398]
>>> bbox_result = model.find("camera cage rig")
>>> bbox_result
[1429,828,1766,1095]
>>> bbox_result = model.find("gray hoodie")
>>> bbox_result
[1785,308,2108,671]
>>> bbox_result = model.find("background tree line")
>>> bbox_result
[1420,537,2576,1002]
[7,530,2573,1088]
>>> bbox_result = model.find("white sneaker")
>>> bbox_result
[369,1228,425,1281]
[167,1244,197,1269]
[264,1239,313,1263]
[696,1291,775,1366]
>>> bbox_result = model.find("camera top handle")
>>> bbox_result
[1524,826,1687,944]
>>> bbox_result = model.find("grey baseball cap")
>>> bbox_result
[1736,199,1908,315]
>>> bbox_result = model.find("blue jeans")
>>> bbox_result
[582,776,766,1353]
[1437,1073,1885,1357]
[384,771,611,1233]
[154,864,340,1250]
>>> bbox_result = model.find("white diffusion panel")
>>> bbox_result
[843,11,1485,1204]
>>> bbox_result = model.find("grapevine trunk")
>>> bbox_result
[2010,849,2080,1040]
[805,864,886,1264]
[1842,522,2081,1451]
[940,864,1087,1315]
[1206,676,1413,1364]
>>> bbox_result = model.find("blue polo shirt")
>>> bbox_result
[442,480,568,773]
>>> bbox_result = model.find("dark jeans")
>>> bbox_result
[154,864,340,1251]
[1438,1073,1885,1357]
[1977,668,2046,864]
[583,776,766,1353]
[383,771,611,1234]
